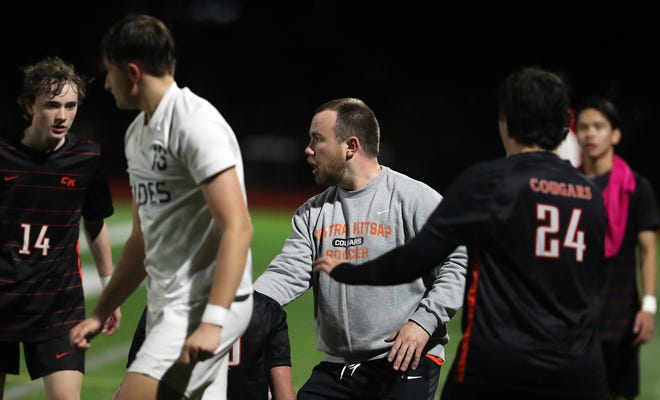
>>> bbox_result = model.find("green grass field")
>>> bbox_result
[5,202,660,399]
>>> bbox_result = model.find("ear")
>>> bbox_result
[127,62,142,84]
[345,136,359,159]
[612,128,622,145]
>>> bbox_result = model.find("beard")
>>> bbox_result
[314,152,347,187]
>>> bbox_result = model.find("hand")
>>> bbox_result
[70,316,103,351]
[177,323,222,365]
[385,321,430,372]
[101,307,122,335]
[312,256,342,275]
[633,310,655,345]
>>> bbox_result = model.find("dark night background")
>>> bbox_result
[3,1,660,200]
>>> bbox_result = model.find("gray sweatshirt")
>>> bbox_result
[253,166,467,363]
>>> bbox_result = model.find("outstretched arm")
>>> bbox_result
[313,228,459,285]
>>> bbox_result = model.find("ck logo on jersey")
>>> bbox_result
[151,144,168,171]
[60,176,76,187]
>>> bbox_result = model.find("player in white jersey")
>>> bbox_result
[69,14,253,400]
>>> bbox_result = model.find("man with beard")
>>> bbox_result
[254,98,467,400]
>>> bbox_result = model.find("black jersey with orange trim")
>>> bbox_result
[0,133,113,342]
[227,291,292,400]
[330,151,609,398]
[432,152,608,398]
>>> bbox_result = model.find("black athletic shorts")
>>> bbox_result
[601,332,640,399]
[0,333,84,379]
[297,356,440,400]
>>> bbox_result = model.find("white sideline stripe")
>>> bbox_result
[5,222,133,400]
[4,344,130,400]
[81,221,131,296]
[80,221,132,252]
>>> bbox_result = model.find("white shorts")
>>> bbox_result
[128,294,253,400]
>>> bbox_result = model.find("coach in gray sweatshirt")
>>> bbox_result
[253,98,467,400]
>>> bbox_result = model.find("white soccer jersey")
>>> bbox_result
[124,83,253,311]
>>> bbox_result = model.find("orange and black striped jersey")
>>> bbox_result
[0,133,113,341]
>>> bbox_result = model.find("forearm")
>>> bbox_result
[269,366,296,400]
[253,220,314,306]
[330,230,458,285]
[207,222,253,309]
[639,230,657,297]
[84,220,114,278]
[92,232,146,321]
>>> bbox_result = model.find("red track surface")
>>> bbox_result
[110,177,317,211]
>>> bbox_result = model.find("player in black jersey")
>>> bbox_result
[122,291,296,400]
[314,67,609,399]
[227,291,295,400]
[576,96,659,400]
[0,56,120,399]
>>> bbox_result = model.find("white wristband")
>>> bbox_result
[99,275,111,289]
[201,304,229,327]
[642,295,657,314]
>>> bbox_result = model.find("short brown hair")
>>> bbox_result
[315,97,380,157]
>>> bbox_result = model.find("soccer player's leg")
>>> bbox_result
[43,371,83,399]
[24,333,84,399]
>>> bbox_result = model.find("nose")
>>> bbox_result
[304,143,314,156]
[55,106,67,120]
[584,126,597,138]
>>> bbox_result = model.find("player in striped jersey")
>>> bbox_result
[314,67,609,399]
[0,56,120,399]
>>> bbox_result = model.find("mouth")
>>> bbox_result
[307,160,319,175]
[52,126,67,134]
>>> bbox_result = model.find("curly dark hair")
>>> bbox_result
[16,56,89,122]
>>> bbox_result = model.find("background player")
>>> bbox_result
[0,56,120,400]
[576,96,658,400]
